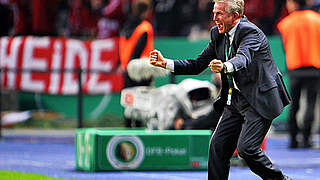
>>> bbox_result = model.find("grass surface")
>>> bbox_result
[0,170,73,180]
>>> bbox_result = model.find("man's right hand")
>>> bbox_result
[209,59,224,73]
[149,49,167,68]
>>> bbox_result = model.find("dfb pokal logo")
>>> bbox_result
[106,136,144,169]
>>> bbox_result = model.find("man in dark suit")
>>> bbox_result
[150,0,291,179]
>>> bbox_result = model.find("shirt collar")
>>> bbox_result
[226,21,239,43]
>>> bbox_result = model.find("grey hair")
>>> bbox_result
[213,0,244,17]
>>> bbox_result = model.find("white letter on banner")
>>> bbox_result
[21,37,49,92]
[49,40,62,94]
[0,37,21,89]
[63,39,88,94]
[87,39,113,94]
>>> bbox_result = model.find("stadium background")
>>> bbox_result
[7,36,293,130]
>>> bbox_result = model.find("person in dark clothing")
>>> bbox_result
[173,74,221,131]
[0,2,13,36]
[277,0,320,149]
[119,0,154,127]
[174,108,220,130]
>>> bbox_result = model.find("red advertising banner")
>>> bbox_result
[0,36,123,94]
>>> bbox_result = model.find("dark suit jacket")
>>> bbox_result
[173,17,291,120]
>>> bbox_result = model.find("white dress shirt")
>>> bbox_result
[223,21,239,73]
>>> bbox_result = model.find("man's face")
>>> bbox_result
[212,2,235,34]
[286,0,298,13]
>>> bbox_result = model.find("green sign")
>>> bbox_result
[75,129,212,171]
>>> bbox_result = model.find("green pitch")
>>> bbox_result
[0,170,73,180]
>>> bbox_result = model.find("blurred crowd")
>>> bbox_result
[1,0,319,39]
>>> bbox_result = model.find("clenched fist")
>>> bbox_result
[149,49,167,68]
[209,59,224,73]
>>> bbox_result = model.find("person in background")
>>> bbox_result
[68,0,99,38]
[245,0,288,36]
[119,0,154,128]
[90,0,131,39]
[153,0,179,36]
[311,0,320,11]
[153,0,199,37]
[188,0,215,40]
[32,0,60,36]
[9,0,33,36]
[277,0,320,149]
[150,0,292,179]
[176,0,199,37]
[173,74,221,131]
[0,0,13,36]
[9,0,61,36]
[173,105,220,130]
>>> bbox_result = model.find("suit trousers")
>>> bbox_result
[288,75,319,143]
[208,89,284,180]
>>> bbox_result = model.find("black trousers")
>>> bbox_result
[288,75,319,143]
[208,90,284,180]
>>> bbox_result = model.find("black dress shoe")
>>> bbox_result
[302,141,312,148]
[283,175,292,180]
[289,140,298,148]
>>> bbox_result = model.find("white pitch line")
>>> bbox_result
[2,159,74,169]
[132,172,202,180]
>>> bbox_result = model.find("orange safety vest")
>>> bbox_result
[277,10,320,70]
[119,20,154,70]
